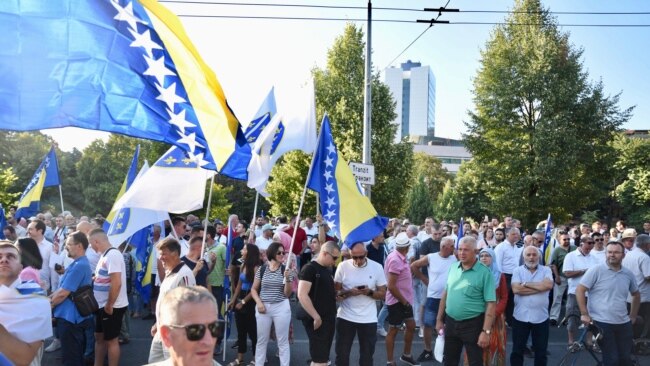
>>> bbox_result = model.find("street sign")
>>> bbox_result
[349,162,375,185]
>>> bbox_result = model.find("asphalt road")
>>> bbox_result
[42,302,649,366]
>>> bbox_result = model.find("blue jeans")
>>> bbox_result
[377,303,388,330]
[594,320,634,366]
[510,318,549,366]
[423,298,441,328]
[58,318,94,366]
[84,314,95,359]
[335,318,377,366]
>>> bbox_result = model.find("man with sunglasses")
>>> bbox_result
[333,242,387,366]
[590,232,607,263]
[298,241,340,366]
[146,286,221,366]
[549,233,576,326]
[149,238,196,363]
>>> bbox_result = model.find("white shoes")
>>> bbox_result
[377,327,388,337]
[419,327,424,338]
[45,338,61,352]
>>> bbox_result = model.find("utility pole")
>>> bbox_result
[362,0,372,199]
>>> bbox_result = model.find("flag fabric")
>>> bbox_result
[14,147,60,220]
[106,162,170,246]
[104,146,141,232]
[456,217,464,249]
[0,0,251,179]
[247,82,317,196]
[542,214,553,265]
[306,115,387,244]
[133,224,155,303]
[0,206,6,240]
[113,146,214,214]
[244,88,277,145]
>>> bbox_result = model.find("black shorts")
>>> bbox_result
[387,302,414,326]
[302,318,336,363]
[95,306,127,340]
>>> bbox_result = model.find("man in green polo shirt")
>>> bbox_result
[436,237,496,366]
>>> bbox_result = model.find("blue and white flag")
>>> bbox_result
[456,217,464,249]
[244,88,277,146]
[14,147,60,220]
[0,206,6,240]
[542,214,552,265]
[0,0,251,179]
[104,146,141,232]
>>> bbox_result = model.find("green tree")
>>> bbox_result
[433,160,492,222]
[464,0,632,227]
[267,23,413,217]
[611,134,650,226]
[404,175,433,224]
[0,167,19,209]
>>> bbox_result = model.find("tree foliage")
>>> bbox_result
[0,167,19,208]
[611,134,650,226]
[463,0,632,227]
[433,160,492,222]
[404,175,433,224]
[403,153,451,220]
[267,23,413,217]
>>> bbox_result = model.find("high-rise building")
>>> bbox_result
[384,60,436,144]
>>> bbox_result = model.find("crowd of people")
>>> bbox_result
[1,208,649,366]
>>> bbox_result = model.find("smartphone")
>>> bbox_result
[356,285,366,290]
[54,263,63,271]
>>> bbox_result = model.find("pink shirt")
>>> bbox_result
[19,266,41,286]
[384,250,414,305]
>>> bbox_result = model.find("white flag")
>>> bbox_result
[113,146,214,214]
[247,81,317,195]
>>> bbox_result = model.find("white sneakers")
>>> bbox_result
[377,327,388,337]
[45,338,61,352]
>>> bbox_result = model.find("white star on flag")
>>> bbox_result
[155,82,186,110]
[177,132,204,154]
[325,195,336,207]
[327,221,337,231]
[144,55,176,85]
[325,183,334,194]
[323,170,333,181]
[168,109,195,134]
[326,142,336,156]
[324,156,334,168]
[111,0,147,30]
[129,28,162,57]
[190,152,211,168]
[324,210,336,220]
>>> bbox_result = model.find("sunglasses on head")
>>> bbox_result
[167,321,220,341]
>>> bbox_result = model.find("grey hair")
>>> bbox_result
[159,286,217,325]
[407,225,419,236]
[459,236,477,249]
[440,236,456,247]
[636,234,650,250]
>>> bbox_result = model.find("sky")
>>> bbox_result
[44,0,649,151]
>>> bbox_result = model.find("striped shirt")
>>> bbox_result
[256,264,293,303]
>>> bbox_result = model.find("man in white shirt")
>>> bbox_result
[590,232,607,263]
[622,234,650,338]
[510,246,553,365]
[494,227,521,325]
[334,242,387,366]
[169,217,189,257]
[562,235,599,347]
[410,236,457,362]
[89,229,129,366]
[255,224,274,252]
[148,238,196,363]
[27,219,53,292]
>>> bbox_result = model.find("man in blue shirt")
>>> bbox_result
[50,231,94,366]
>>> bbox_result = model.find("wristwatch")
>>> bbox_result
[240,299,246,305]
[368,290,374,297]
[482,329,491,335]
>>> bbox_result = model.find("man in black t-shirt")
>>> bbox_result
[298,241,340,366]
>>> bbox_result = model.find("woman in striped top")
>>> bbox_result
[251,242,295,366]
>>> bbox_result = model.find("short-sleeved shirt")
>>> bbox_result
[550,245,576,277]
[255,236,273,251]
[420,238,440,257]
[300,261,337,320]
[334,259,387,323]
[285,227,307,256]
[93,248,129,308]
[563,249,600,294]
[182,256,209,287]
[54,255,93,324]
[207,244,227,286]
[444,260,496,321]
[156,263,196,321]
[384,250,413,305]
[580,264,638,324]
[494,241,521,274]
[366,243,386,267]
[230,237,245,266]
[512,265,553,324]
[256,264,292,303]
[426,253,457,299]
[622,247,650,302]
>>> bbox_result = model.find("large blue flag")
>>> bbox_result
[307,115,387,244]
[132,224,155,303]
[542,214,552,265]
[244,88,278,146]
[456,217,464,249]
[0,0,251,179]
[14,147,60,220]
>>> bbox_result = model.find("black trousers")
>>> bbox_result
[443,313,485,366]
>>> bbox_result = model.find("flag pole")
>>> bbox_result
[285,122,324,278]
[250,191,259,235]
[58,185,65,213]
[223,215,233,363]
[200,174,216,257]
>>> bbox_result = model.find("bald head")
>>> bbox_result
[76,221,93,235]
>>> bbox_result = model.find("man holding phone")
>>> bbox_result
[334,242,387,366]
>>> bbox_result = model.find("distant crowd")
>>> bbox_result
[1,209,649,366]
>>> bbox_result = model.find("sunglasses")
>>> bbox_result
[326,252,339,261]
[167,321,219,341]
[594,238,604,242]
[276,252,285,256]
[351,255,366,260]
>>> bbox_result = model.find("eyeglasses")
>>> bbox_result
[585,241,595,245]
[276,252,285,256]
[594,238,604,242]
[167,321,220,341]
[351,255,366,260]
[562,239,570,242]
[326,252,339,261]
